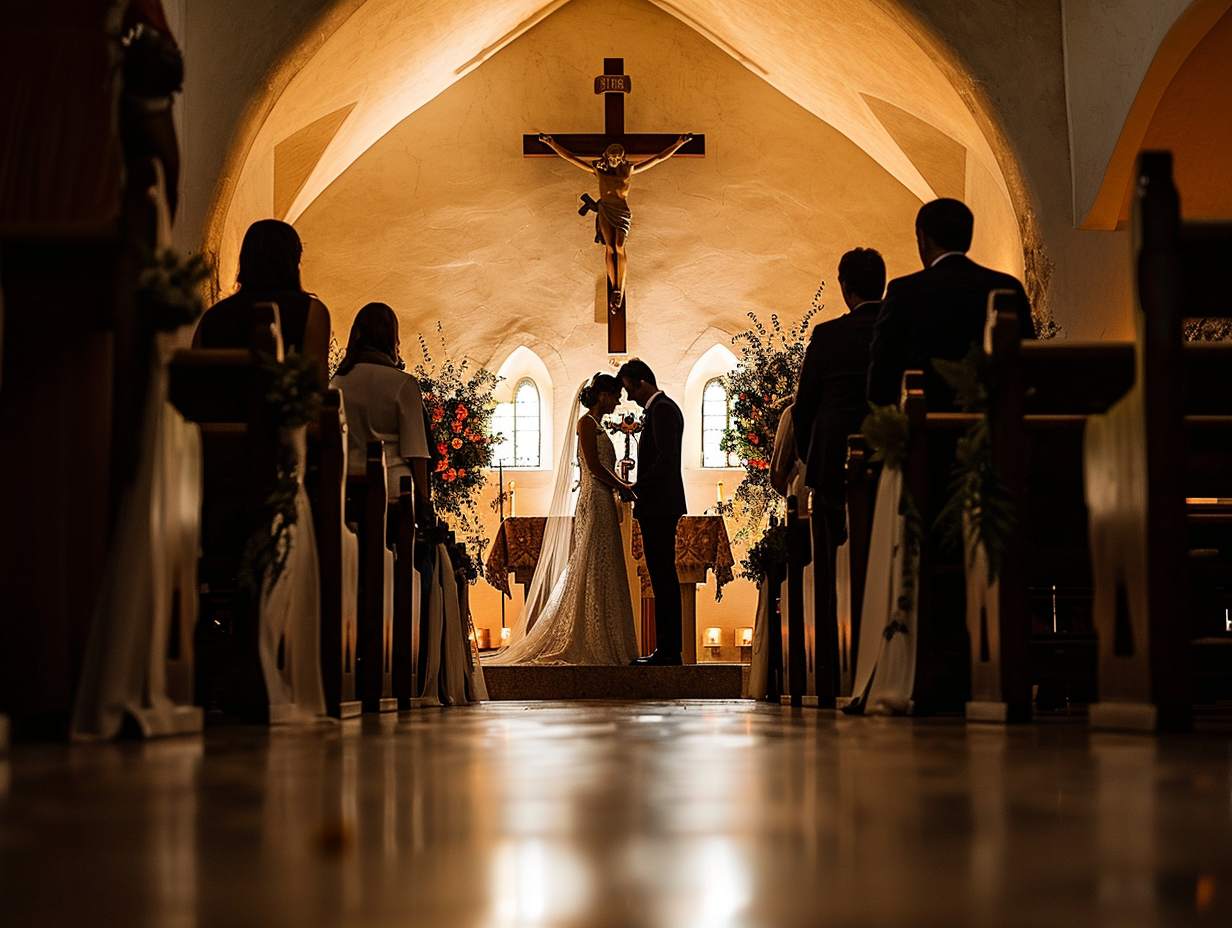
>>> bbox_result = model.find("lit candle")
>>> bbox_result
[500,627,511,644]
[717,481,724,503]
[509,480,516,517]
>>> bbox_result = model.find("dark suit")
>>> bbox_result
[633,392,687,659]
[867,254,1035,409]
[793,302,880,701]
[794,301,881,506]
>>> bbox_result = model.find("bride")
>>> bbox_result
[486,373,639,665]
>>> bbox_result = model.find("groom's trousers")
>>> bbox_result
[639,516,683,658]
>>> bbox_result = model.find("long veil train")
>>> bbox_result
[489,386,584,656]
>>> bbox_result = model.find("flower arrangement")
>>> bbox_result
[414,324,500,574]
[720,306,820,542]
[737,519,787,585]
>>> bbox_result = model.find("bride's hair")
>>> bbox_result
[579,372,621,407]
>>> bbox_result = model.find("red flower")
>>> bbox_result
[451,438,463,450]
[748,434,759,444]
[457,468,466,478]
[437,442,448,455]
[431,408,444,422]
[435,459,447,473]
[444,468,457,482]
[450,421,463,434]
[455,405,469,420]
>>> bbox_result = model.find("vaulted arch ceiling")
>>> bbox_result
[213,0,1018,264]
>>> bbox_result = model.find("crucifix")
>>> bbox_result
[525,58,705,354]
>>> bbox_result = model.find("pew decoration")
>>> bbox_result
[237,350,323,594]
[414,323,500,576]
[845,402,921,715]
[932,347,1017,582]
[416,520,488,706]
[72,244,210,740]
[135,247,211,331]
[721,308,819,543]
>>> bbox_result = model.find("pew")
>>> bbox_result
[311,391,362,719]
[782,494,811,707]
[392,476,420,709]
[345,442,397,712]
[168,306,281,721]
[1083,152,1232,731]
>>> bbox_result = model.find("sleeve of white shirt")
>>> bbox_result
[398,375,431,460]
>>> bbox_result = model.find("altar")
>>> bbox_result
[486,513,735,662]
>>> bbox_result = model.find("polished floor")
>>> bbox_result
[2,703,1232,927]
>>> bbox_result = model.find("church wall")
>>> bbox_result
[290,0,932,651]
[889,0,1137,338]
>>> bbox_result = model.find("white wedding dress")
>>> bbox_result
[487,418,638,665]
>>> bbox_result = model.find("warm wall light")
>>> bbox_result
[500,627,511,645]
[475,628,491,649]
[704,627,723,648]
[738,627,754,647]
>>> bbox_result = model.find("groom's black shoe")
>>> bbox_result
[631,650,682,666]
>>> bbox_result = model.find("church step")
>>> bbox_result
[481,663,748,701]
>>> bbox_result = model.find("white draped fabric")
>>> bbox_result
[848,465,918,714]
[71,328,204,740]
[259,426,328,724]
[418,542,487,706]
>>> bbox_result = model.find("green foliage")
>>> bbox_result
[931,344,991,414]
[415,323,500,575]
[860,404,910,470]
[136,247,212,332]
[931,346,1016,583]
[738,520,788,585]
[721,305,820,542]
[260,349,322,428]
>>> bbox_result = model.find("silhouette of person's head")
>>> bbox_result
[618,359,657,407]
[915,199,974,266]
[837,247,886,308]
[336,302,403,376]
[237,219,304,291]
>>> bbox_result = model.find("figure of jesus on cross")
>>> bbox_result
[537,132,693,315]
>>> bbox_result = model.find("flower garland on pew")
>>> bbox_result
[135,247,212,331]
[238,351,322,594]
[721,307,820,553]
[415,323,500,578]
[931,346,1016,583]
[859,403,921,639]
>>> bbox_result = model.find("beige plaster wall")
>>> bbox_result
[293,0,942,647]
[1061,0,1208,226]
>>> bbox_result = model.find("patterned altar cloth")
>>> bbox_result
[485,515,735,600]
[631,515,735,600]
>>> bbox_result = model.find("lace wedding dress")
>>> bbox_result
[487,421,638,665]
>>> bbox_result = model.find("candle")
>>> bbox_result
[717,481,724,503]
[509,480,516,517]
[500,627,511,644]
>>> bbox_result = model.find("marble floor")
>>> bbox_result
[2,703,1231,927]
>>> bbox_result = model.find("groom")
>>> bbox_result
[619,360,687,666]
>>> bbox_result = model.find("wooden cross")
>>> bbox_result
[525,58,705,354]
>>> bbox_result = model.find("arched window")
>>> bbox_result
[701,377,735,468]
[492,378,541,467]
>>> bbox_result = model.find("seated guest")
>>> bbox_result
[331,302,432,516]
[194,219,331,388]
[867,198,1035,409]
[794,248,885,696]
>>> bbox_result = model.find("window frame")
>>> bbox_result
[700,376,736,468]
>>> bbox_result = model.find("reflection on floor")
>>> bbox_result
[1,702,1231,926]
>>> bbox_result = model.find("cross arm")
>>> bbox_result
[523,133,706,158]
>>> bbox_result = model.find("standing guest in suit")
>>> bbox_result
[793,247,886,701]
[867,198,1035,409]
[619,359,687,666]
[194,219,332,389]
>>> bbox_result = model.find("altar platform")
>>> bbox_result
[481,663,748,700]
